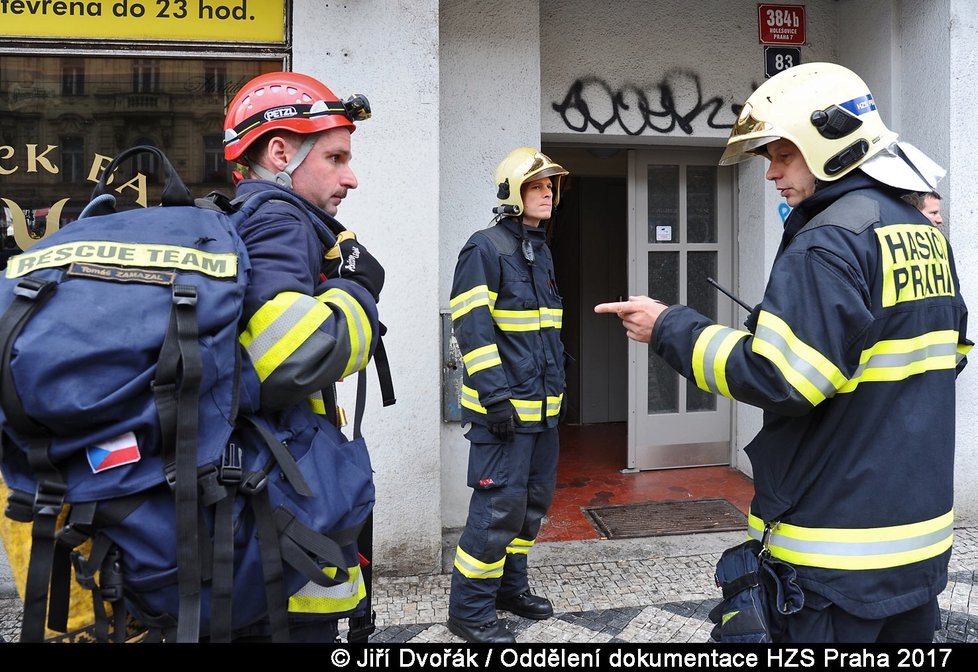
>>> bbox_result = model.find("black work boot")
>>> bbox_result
[495,591,554,620]
[447,617,516,643]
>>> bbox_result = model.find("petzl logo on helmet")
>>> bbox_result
[840,94,876,116]
[264,106,298,121]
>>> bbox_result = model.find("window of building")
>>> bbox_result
[0,0,288,268]
[60,136,85,184]
[131,60,161,94]
[132,138,160,184]
[203,65,228,95]
[61,62,85,96]
[0,55,282,263]
[203,134,228,183]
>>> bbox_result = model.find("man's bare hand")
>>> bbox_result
[594,296,668,344]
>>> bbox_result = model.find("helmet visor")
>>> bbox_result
[719,135,781,166]
[526,164,569,183]
[719,108,779,166]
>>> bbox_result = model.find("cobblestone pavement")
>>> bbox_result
[3,528,977,643]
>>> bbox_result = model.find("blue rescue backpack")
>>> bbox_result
[0,146,376,643]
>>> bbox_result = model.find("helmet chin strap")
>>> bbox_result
[251,134,320,189]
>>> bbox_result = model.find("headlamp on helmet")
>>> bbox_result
[223,71,371,163]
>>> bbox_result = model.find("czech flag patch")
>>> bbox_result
[87,432,141,473]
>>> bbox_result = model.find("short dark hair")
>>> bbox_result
[900,191,942,209]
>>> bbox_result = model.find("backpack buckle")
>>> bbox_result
[220,442,242,486]
[163,461,177,489]
[33,478,67,517]
[71,551,97,591]
[171,284,198,307]
[197,464,225,507]
[59,520,93,548]
[13,277,55,301]
[99,547,125,602]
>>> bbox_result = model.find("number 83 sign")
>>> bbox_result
[765,46,802,78]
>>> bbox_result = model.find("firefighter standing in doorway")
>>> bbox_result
[597,63,971,643]
[447,148,569,643]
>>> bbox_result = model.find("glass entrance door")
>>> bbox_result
[627,148,735,470]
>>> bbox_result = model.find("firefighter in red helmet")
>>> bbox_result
[222,71,384,642]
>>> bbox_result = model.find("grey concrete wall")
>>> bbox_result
[293,0,443,575]
[948,0,978,525]
[438,0,543,530]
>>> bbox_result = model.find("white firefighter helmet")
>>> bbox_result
[494,147,569,216]
[720,62,898,182]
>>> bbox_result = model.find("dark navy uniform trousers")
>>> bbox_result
[449,426,559,624]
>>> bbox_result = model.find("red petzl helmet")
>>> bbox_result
[223,71,368,162]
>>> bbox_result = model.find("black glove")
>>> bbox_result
[485,401,516,442]
[324,230,385,302]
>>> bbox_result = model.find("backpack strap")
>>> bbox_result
[70,532,127,643]
[0,276,69,642]
[209,442,241,643]
[346,510,375,643]
[346,322,395,643]
[66,496,152,642]
[242,472,292,643]
[152,284,205,642]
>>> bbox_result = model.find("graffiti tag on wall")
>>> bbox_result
[552,72,750,136]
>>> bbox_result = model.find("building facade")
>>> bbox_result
[2,0,976,576]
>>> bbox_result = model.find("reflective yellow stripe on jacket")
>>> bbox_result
[692,324,750,399]
[752,311,847,406]
[490,307,563,332]
[240,288,371,381]
[747,510,954,570]
[450,284,497,320]
[462,344,503,376]
[693,311,969,404]
[460,384,563,423]
[837,330,969,394]
[320,287,372,377]
[450,284,562,332]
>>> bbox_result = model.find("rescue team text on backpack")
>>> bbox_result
[0,146,376,643]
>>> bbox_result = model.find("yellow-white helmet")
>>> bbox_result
[720,62,898,182]
[494,147,569,216]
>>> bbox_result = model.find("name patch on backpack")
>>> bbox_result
[68,263,176,286]
[87,432,142,473]
[5,241,237,279]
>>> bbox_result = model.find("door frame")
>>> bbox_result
[626,147,738,471]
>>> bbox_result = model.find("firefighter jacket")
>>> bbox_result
[234,180,379,416]
[450,217,565,431]
[233,179,379,621]
[651,171,971,619]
